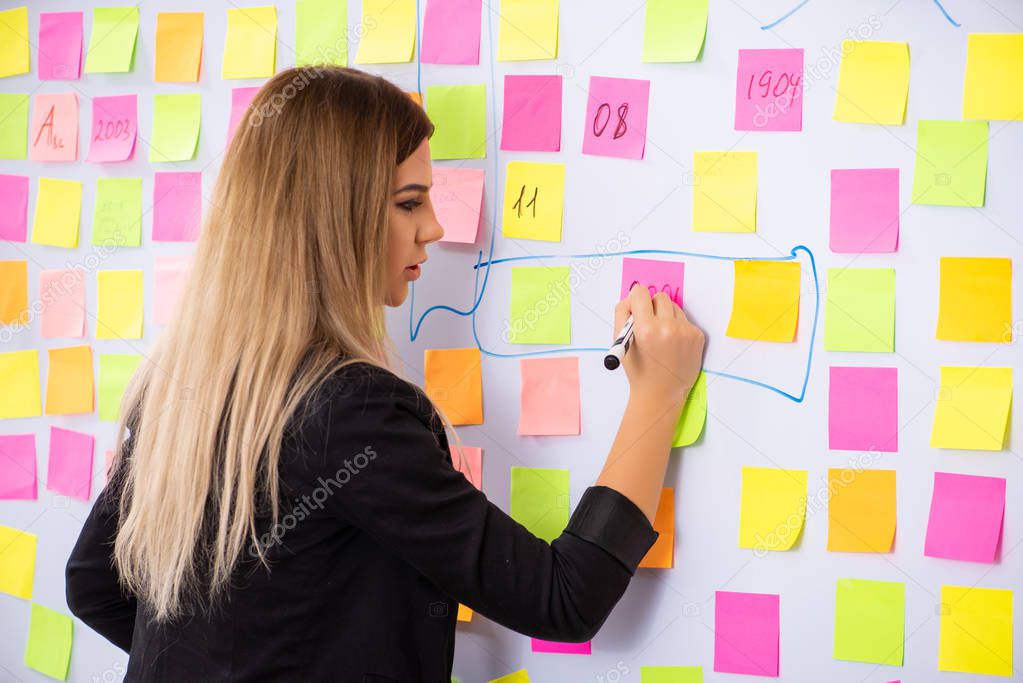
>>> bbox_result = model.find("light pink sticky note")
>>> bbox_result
[154,254,194,325]
[735,48,804,132]
[40,268,86,338]
[39,12,83,80]
[925,472,1005,563]
[501,74,562,152]
[828,366,898,453]
[450,445,482,490]
[47,426,94,501]
[582,76,650,160]
[153,172,202,242]
[620,257,684,307]
[227,86,261,146]
[87,94,138,163]
[430,167,484,244]
[518,357,580,436]
[0,174,29,242]
[30,92,79,162]
[530,638,592,654]
[422,0,482,64]
[0,434,37,500]
[714,590,780,676]
[104,450,115,485]
[830,168,899,253]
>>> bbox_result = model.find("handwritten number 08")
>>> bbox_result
[592,102,629,140]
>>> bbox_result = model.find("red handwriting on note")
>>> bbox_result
[619,257,685,308]
[30,93,78,161]
[735,48,804,132]
[87,94,137,163]
[582,76,650,160]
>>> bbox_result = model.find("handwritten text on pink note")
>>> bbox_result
[531,638,591,654]
[0,434,37,500]
[47,426,94,501]
[430,167,485,244]
[87,94,137,162]
[30,93,79,162]
[620,257,684,308]
[501,74,562,152]
[925,472,1005,563]
[714,590,780,676]
[0,174,29,242]
[735,48,804,132]
[39,12,83,80]
[828,366,898,453]
[227,86,261,146]
[39,268,86,338]
[450,445,482,490]
[582,76,650,160]
[830,168,899,253]
[153,172,202,242]
[518,357,581,436]
[422,0,482,65]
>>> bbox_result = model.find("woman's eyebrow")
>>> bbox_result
[393,183,430,194]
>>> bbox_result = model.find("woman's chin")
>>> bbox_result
[384,284,409,308]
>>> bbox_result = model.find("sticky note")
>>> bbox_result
[426,84,486,160]
[0,434,36,500]
[642,0,707,63]
[925,472,1005,563]
[47,426,94,501]
[451,445,482,490]
[98,353,142,422]
[97,270,144,340]
[518,357,580,436]
[92,177,142,247]
[150,93,201,163]
[457,603,473,622]
[87,94,138,162]
[84,7,139,73]
[354,0,416,64]
[498,0,558,61]
[424,348,483,425]
[834,41,909,125]
[155,12,204,82]
[582,76,650,160]
[509,266,571,344]
[489,671,530,683]
[735,48,804,131]
[911,120,988,207]
[0,260,27,324]
[824,267,895,352]
[296,0,348,67]
[930,366,1012,451]
[153,171,203,242]
[834,578,905,665]
[739,466,807,552]
[693,152,757,232]
[714,591,779,676]
[726,260,800,342]
[530,639,590,654]
[501,75,562,152]
[828,366,898,452]
[45,346,94,415]
[32,178,81,248]
[620,257,684,307]
[830,168,899,253]
[430,167,484,244]
[939,585,1013,676]
[0,174,28,240]
[937,257,1011,342]
[155,255,193,325]
[673,371,707,447]
[423,0,480,64]
[0,94,28,159]
[39,12,83,80]
[963,33,1023,121]
[24,604,72,681]
[223,6,277,78]
[827,468,896,553]
[30,93,78,162]
[227,86,261,146]
[640,488,674,568]
[510,466,569,543]
[0,525,36,599]
[40,269,86,338]
[502,161,565,242]
[0,7,29,78]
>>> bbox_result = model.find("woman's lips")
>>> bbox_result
[405,264,421,280]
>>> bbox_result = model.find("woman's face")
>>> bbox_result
[386,138,444,307]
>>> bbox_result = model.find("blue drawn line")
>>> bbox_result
[760,0,960,29]
[932,0,961,27]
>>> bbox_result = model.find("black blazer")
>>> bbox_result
[66,363,658,682]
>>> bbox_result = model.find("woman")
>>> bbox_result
[66,66,705,682]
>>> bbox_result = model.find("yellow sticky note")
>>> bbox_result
[222,6,277,78]
[489,671,530,683]
[827,469,896,553]
[739,466,807,551]
[939,585,1013,676]
[0,7,29,78]
[155,12,204,82]
[46,346,94,415]
[726,260,801,342]
[0,260,27,325]
[457,603,473,622]
[97,270,144,340]
[0,525,36,599]
[32,178,82,248]
[692,151,757,232]
[937,257,1012,343]
[502,162,565,242]
[931,366,1012,451]
[834,40,910,125]
[964,33,1023,121]
[498,0,559,61]
[0,349,40,419]
[424,348,483,425]
[354,0,416,64]
[639,488,674,568]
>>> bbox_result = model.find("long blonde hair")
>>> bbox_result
[111,67,435,623]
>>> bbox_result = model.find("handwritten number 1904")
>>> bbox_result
[746,70,801,100]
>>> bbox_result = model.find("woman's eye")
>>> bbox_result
[398,199,422,212]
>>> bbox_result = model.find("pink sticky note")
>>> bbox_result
[0,434,37,500]
[422,0,482,64]
[830,168,899,253]
[0,174,29,242]
[828,366,898,453]
[501,74,562,152]
[153,172,202,241]
[620,257,684,307]
[40,268,86,338]
[39,12,83,80]
[518,357,580,436]
[925,472,1005,563]
[450,445,482,490]
[30,93,79,162]
[154,254,194,325]
[431,167,484,244]
[714,590,780,676]
[87,94,138,163]
[227,86,261,146]
[47,426,94,501]
[531,638,591,654]
[735,48,804,132]
[582,76,650,160]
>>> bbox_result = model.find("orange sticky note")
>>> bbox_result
[0,260,27,325]
[518,357,580,436]
[45,346,94,415]
[0,349,41,419]
[640,488,675,568]
[451,445,483,490]
[424,348,483,425]
[457,603,473,622]
[827,468,896,553]
[29,93,78,162]
[155,12,204,82]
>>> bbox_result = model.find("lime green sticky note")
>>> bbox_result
[640,666,703,683]
[0,7,30,78]
[150,93,201,163]
[825,267,895,352]
[673,371,707,447]
[911,120,988,207]
[502,161,565,242]
[84,7,139,73]
[834,578,905,666]
[93,177,142,247]
[32,178,82,248]
[296,0,348,66]
[509,266,570,345]
[97,270,144,340]
[426,84,486,160]
[963,33,1023,121]
[99,353,142,421]
[0,93,29,159]
[642,0,707,63]
[939,585,1013,676]
[511,466,569,543]
[0,349,40,419]
[0,524,36,599]
[24,604,73,681]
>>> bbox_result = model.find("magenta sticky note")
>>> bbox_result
[227,86,261,147]
[39,12,83,80]
[714,590,780,676]
[153,172,202,242]
[431,167,484,244]
[47,426,94,501]
[620,257,684,308]
[828,366,898,453]
[30,92,79,162]
[39,268,86,338]
[87,94,138,163]
[530,638,591,654]
[925,472,1005,563]
[154,254,194,325]
[0,174,29,242]
[422,0,482,64]
[735,48,804,132]
[830,168,899,253]
[450,445,482,490]
[501,74,562,152]
[582,76,650,160]
[0,434,37,500]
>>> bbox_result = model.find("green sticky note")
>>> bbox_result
[24,604,73,681]
[824,267,895,353]
[93,177,142,247]
[640,666,703,683]
[0,7,30,78]
[642,0,707,63]
[150,93,201,163]
[673,371,707,447]
[509,266,570,344]
[296,0,348,66]
[834,578,905,666]
[99,353,142,421]
[426,84,486,160]
[84,7,139,73]
[0,93,28,159]
[510,466,569,543]
[911,120,988,207]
